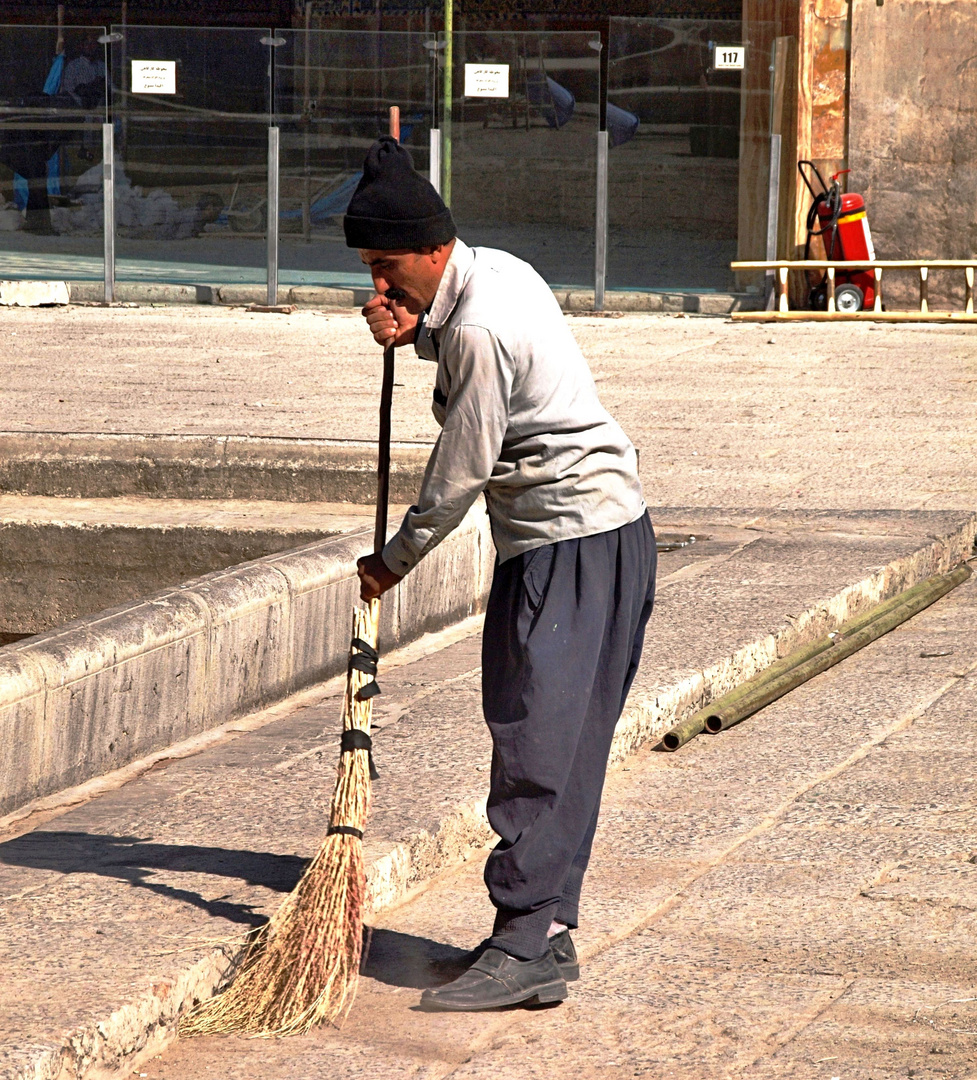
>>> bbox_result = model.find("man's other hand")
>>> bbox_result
[362,294,418,349]
[357,552,403,601]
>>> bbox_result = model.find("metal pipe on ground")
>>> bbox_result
[662,587,916,751]
[661,562,973,751]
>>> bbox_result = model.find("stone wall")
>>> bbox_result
[0,505,495,817]
[850,0,977,309]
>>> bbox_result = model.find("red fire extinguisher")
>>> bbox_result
[799,161,877,312]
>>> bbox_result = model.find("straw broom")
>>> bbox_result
[181,109,402,1038]
[179,600,382,1037]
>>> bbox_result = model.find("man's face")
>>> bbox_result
[359,246,449,314]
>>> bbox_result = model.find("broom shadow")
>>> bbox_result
[0,829,480,990]
[0,829,306,927]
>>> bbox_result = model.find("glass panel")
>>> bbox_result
[445,31,600,290]
[109,26,271,286]
[0,25,107,281]
[274,30,435,292]
[607,17,768,294]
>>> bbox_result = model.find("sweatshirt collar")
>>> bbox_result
[424,238,474,330]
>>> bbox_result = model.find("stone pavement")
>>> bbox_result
[1,306,975,1079]
[139,558,977,1080]
[0,508,973,1080]
[2,306,976,512]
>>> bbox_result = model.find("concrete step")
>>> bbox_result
[0,508,972,1080]
[0,494,385,637]
[0,431,432,504]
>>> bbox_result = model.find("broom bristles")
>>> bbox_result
[181,601,380,1038]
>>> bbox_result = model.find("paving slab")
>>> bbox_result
[133,570,977,1080]
[0,509,973,1080]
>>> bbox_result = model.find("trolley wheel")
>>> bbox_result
[834,284,864,313]
[809,284,828,311]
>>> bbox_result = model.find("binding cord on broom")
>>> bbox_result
[180,601,382,1037]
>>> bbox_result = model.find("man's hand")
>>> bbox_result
[357,552,403,601]
[362,294,418,349]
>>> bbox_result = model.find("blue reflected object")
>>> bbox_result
[42,52,65,95]
[525,74,575,130]
[606,102,639,147]
[278,171,363,224]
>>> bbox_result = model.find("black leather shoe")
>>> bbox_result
[548,929,580,982]
[420,947,567,1011]
[431,932,580,981]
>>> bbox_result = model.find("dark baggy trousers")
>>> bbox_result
[481,512,658,960]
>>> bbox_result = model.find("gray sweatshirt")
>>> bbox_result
[382,239,646,576]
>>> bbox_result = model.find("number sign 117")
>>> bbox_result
[714,45,745,70]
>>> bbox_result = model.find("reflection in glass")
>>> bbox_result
[607,18,762,293]
[274,30,434,291]
[0,25,107,280]
[109,26,271,286]
[446,31,600,290]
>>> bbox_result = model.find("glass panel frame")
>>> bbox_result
[444,29,601,291]
[607,16,767,294]
[0,24,108,281]
[109,25,272,286]
[273,29,437,291]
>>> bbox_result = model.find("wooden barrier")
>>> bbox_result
[730,260,977,322]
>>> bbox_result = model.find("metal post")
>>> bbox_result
[442,0,452,205]
[595,129,608,312]
[429,127,442,195]
[302,5,312,243]
[102,123,115,303]
[764,133,782,310]
[267,125,279,306]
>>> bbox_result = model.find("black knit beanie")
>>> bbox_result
[344,135,456,250]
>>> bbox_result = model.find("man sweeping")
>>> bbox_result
[347,135,657,1012]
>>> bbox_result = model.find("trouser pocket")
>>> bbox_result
[521,543,555,610]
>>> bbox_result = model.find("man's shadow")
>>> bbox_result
[363,927,473,990]
[0,830,470,989]
[362,929,566,1006]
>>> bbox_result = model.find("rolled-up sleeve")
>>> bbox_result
[382,324,513,575]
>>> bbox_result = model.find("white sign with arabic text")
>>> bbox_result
[131,60,177,94]
[464,64,509,98]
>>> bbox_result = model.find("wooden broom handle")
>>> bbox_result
[373,106,400,555]
[374,345,394,554]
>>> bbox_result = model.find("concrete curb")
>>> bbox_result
[363,510,977,914]
[11,510,974,1080]
[64,280,764,316]
[606,513,977,768]
[0,506,378,640]
[0,505,494,818]
[0,431,432,504]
